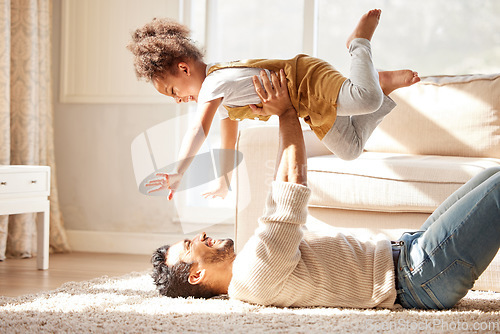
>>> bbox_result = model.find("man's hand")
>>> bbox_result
[249,69,295,118]
[250,68,307,186]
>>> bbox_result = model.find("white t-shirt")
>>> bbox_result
[198,64,271,119]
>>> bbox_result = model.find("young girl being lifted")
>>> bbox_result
[128,9,420,200]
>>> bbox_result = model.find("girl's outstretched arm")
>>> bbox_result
[202,117,239,199]
[146,98,222,199]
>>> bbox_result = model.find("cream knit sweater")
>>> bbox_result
[228,181,397,308]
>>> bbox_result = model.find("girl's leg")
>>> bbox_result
[330,39,420,160]
[336,38,384,117]
[324,9,420,160]
[325,10,384,160]
[337,9,420,116]
[322,95,396,160]
[336,9,384,117]
[396,167,500,309]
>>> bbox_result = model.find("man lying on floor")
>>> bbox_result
[150,70,500,310]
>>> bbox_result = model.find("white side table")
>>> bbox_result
[0,165,51,270]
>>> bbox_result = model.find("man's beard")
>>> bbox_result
[207,238,235,263]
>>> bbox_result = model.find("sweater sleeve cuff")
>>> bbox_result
[259,181,311,225]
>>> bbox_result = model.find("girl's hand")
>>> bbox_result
[145,172,182,200]
[249,69,295,117]
[202,180,229,199]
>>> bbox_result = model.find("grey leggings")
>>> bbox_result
[322,38,396,160]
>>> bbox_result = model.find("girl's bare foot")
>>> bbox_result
[379,70,421,95]
[346,9,382,49]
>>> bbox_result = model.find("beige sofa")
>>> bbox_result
[234,73,500,292]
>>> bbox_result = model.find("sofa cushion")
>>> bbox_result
[365,74,500,158]
[307,152,500,213]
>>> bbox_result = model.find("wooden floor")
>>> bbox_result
[0,252,151,297]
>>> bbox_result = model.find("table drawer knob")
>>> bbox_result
[31,180,37,184]
[1,181,6,186]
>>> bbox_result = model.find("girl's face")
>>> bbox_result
[153,62,203,103]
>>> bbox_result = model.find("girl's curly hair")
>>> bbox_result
[127,18,204,82]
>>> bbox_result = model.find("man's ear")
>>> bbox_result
[188,269,206,285]
[177,62,190,76]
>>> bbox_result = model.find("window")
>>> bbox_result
[316,0,500,76]
[203,0,305,62]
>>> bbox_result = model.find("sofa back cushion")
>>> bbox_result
[364,74,500,158]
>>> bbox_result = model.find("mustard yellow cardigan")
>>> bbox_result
[207,55,347,140]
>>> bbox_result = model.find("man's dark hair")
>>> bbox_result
[151,245,218,298]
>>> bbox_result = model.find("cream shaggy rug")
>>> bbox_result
[1,271,500,333]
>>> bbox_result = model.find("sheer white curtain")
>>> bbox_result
[0,0,70,260]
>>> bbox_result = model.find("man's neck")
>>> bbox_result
[208,258,235,295]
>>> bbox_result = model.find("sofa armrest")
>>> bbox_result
[234,126,278,252]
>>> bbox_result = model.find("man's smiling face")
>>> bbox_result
[166,232,236,268]
[165,232,236,293]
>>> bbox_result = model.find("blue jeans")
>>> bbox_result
[396,167,500,309]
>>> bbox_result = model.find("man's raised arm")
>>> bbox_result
[250,69,307,186]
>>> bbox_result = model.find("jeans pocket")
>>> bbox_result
[422,259,475,309]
